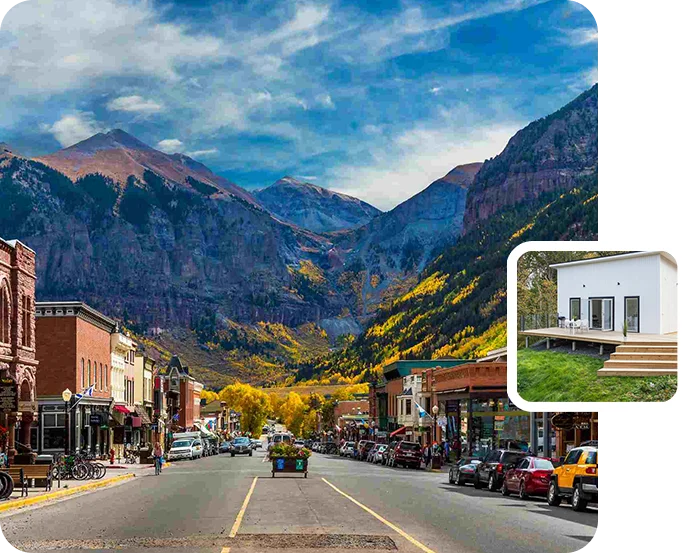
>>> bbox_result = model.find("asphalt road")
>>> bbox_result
[0,446,597,553]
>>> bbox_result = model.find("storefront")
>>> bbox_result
[552,412,598,457]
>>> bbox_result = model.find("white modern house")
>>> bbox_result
[552,251,678,335]
[520,251,677,376]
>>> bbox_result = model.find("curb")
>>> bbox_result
[0,473,136,514]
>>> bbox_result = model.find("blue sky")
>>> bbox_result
[0,0,596,210]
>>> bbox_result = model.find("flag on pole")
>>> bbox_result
[415,402,429,418]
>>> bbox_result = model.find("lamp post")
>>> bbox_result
[62,389,72,454]
[431,405,439,444]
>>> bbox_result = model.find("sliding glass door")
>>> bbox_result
[625,296,640,333]
[588,298,613,331]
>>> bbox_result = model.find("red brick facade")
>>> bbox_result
[35,303,116,398]
[0,238,38,457]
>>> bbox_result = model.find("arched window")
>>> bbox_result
[100,363,104,391]
[21,294,32,347]
[105,365,108,389]
[0,284,10,344]
[87,360,91,387]
[81,358,85,388]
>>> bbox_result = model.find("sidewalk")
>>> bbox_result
[0,462,170,514]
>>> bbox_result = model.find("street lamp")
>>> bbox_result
[431,405,439,444]
[62,389,72,454]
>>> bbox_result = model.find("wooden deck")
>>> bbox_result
[519,327,678,346]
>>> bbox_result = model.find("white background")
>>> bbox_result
[512,0,689,546]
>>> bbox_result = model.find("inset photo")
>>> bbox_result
[508,245,677,404]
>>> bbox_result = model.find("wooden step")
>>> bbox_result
[616,345,677,353]
[611,352,678,361]
[622,341,678,347]
[598,367,678,377]
[604,359,677,369]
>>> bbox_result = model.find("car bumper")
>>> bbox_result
[168,452,192,460]
[580,476,598,495]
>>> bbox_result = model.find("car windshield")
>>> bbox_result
[172,440,191,447]
[533,459,554,470]
[234,438,250,444]
[501,452,526,464]
[400,442,420,451]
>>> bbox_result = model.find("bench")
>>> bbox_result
[4,465,53,497]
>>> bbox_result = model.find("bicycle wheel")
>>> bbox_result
[95,463,106,479]
[72,463,89,480]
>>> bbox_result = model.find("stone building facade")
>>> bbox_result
[0,238,38,459]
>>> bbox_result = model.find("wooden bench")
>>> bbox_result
[5,465,53,497]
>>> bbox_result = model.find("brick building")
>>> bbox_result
[0,238,38,460]
[35,301,117,455]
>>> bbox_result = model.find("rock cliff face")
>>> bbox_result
[255,177,381,233]
[332,162,482,316]
[0,146,339,330]
[463,84,597,231]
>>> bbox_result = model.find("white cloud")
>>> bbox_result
[560,27,598,47]
[328,112,523,210]
[106,95,164,113]
[316,93,335,109]
[187,148,218,158]
[429,87,442,95]
[43,112,102,147]
[156,138,184,153]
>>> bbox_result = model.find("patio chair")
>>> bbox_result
[572,320,582,333]
[579,320,589,332]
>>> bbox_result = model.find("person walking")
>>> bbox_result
[153,441,164,475]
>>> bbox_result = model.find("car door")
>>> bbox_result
[559,449,581,492]
[515,458,531,489]
[479,451,496,482]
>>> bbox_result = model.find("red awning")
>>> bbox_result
[113,405,130,414]
[390,426,409,438]
[130,416,142,428]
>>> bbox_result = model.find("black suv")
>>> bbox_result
[474,449,527,491]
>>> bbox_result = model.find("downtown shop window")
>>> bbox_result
[42,411,66,450]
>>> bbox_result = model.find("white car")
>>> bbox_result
[294,440,305,449]
[340,442,356,457]
[168,438,203,460]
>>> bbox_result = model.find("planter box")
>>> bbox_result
[271,457,308,478]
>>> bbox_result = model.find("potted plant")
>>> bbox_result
[269,443,311,478]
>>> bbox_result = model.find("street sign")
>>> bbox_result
[0,379,18,413]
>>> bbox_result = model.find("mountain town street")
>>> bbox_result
[1,444,597,553]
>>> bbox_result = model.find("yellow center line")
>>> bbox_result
[321,478,437,553]
[229,476,258,538]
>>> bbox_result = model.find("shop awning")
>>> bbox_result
[113,405,130,414]
[134,408,153,426]
[390,426,409,438]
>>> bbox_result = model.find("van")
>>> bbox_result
[268,433,292,452]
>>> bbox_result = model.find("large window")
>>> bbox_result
[0,285,9,343]
[22,294,32,346]
[405,399,412,416]
[42,412,66,450]
[81,358,85,388]
[625,296,640,333]
[569,297,581,320]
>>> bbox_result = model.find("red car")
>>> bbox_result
[501,456,555,499]
[391,441,423,469]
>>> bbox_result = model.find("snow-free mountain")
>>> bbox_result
[255,177,381,233]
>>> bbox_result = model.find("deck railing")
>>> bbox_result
[519,313,559,331]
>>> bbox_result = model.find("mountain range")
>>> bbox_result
[0,84,597,386]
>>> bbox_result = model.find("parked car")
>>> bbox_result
[294,440,305,449]
[390,441,422,469]
[547,446,598,511]
[219,441,231,454]
[268,433,292,453]
[501,456,555,498]
[474,449,528,491]
[167,438,202,461]
[372,444,388,464]
[449,457,481,485]
[357,440,376,461]
[340,442,357,458]
[231,436,253,457]
[251,439,263,450]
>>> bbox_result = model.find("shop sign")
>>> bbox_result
[90,414,103,425]
[0,379,18,413]
[18,400,38,413]
[437,416,447,428]
[551,412,592,430]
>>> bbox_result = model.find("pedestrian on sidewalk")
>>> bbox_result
[153,442,164,475]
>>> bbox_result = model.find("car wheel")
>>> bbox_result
[501,480,511,496]
[547,481,561,506]
[449,471,455,484]
[457,475,464,486]
[474,475,485,489]
[488,474,497,491]
[231,453,235,457]
[572,484,588,511]
[519,481,529,500]
[249,451,253,457]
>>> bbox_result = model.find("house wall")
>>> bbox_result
[556,255,662,333]
[659,255,678,334]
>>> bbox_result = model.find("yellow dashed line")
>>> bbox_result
[322,478,437,553]
[229,476,257,538]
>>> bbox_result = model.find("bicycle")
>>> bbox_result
[154,456,163,476]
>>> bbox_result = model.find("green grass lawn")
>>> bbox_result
[517,349,677,402]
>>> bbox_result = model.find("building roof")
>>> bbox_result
[201,399,224,415]
[383,359,472,380]
[35,301,117,333]
[550,251,676,269]
[0,237,36,254]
